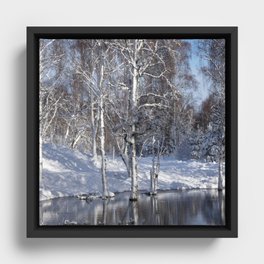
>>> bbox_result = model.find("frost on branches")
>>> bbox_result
[39,39,226,200]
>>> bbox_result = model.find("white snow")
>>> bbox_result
[40,143,225,201]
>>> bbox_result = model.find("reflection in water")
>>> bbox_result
[122,200,139,225]
[40,190,225,226]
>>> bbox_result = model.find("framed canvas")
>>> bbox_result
[27,27,237,237]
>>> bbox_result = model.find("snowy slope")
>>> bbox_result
[40,143,224,201]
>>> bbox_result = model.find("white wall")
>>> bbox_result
[1,0,263,263]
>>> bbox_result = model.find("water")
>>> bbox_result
[39,190,225,226]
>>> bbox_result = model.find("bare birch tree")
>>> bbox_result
[75,40,116,198]
[198,39,225,190]
[39,39,64,184]
[108,39,185,200]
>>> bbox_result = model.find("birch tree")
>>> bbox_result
[39,39,64,184]
[73,40,100,158]
[198,39,225,190]
[75,40,116,198]
[39,39,210,198]
[149,136,165,195]
[108,39,185,200]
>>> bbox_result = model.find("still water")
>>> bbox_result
[40,190,225,225]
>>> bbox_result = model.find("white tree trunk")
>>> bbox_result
[112,146,115,161]
[99,63,109,199]
[150,169,154,194]
[39,133,43,187]
[155,143,160,193]
[150,138,160,195]
[218,155,223,190]
[91,93,97,159]
[129,41,139,201]
[100,95,108,198]
[150,168,158,195]
[39,100,43,187]
[172,101,177,157]
[130,131,138,200]
[120,151,130,178]
[150,143,156,194]
[64,123,70,144]
[120,139,130,178]
[71,131,83,149]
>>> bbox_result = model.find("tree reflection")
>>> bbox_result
[101,199,108,225]
[150,196,160,225]
[129,201,139,225]
[40,190,225,225]
[120,200,139,225]
[218,190,225,225]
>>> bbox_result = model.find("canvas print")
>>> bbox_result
[39,39,225,226]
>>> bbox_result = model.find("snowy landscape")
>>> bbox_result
[40,143,224,201]
[39,38,225,225]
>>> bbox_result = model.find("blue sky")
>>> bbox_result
[187,39,210,107]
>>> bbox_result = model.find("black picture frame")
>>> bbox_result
[27,27,238,238]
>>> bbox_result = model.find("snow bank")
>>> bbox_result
[40,143,224,201]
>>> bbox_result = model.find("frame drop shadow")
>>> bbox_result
[14,47,217,251]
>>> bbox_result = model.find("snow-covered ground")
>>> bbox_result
[40,143,224,201]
